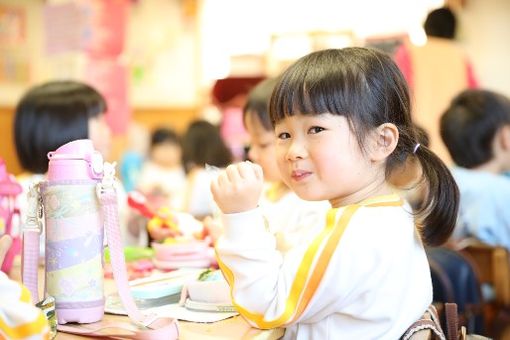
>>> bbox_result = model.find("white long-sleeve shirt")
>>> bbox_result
[216,194,432,339]
[258,185,330,251]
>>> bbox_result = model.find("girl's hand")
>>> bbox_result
[210,161,264,214]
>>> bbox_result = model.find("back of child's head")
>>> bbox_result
[14,80,107,174]
[440,89,510,169]
[243,78,278,132]
[181,120,232,172]
[424,7,456,39]
[269,47,459,246]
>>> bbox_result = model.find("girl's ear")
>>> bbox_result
[370,123,399,162]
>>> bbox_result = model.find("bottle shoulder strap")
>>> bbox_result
[62,175,178,339]
[21,183,42,303]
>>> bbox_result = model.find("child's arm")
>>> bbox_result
[211,162,341,329]
[215,204,425,332]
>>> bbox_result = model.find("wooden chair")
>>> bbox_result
[453,238,510,337]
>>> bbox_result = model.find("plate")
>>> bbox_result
[184,298,236,313]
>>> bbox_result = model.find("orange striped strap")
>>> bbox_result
[217,207,340,328]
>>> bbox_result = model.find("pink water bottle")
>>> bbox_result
[42,139,105,324]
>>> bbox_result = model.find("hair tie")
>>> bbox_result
[413,143,421,154]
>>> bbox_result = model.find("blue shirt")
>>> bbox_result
[451,167,510,249]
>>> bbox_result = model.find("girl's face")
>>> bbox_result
[274,113,385,207]
[151,142,182,169]
[89,114,111,158]
[244,111,281,182]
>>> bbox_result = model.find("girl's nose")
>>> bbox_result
[286,140,306,161]
[248,147,258,162]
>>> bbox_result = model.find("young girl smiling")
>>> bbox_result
[211,47,459,339]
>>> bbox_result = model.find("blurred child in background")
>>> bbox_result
[137,127,186,210]
[242,78,329,251]
[14,81,135,248]
[144,120,230,243]
[181,120,232,220]
[441,89,510,248]
[394,6,477,164]
[15,81,111,174]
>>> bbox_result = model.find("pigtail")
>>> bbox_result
[413,145,459,246]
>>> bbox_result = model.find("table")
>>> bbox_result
[9,259,284,340]
[55,315,283,340]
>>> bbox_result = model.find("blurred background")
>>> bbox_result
[0,0,509,174]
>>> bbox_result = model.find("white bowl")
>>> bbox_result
[151,240,209,258]
[186,279,231,304]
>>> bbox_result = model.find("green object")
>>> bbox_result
[132,65,145,84]
[198,268,221,282]
[103,246,154,263]
[36,295,57,339]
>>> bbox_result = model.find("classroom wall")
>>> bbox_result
[0,0,200,175]
[1,0,510,175]
[0,106,19,174]
[458,0,510,98]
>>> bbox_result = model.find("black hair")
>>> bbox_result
[243,78,279,131]
[424,7,456,39]
[14,80,107,174]
[181,120,232,173]
[269,47,459,247]
[414,124,430,148]
[150,127,181,149]
[440,89,510,168]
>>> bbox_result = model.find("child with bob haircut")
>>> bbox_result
[15,80,111,174]
[441,89,510,248]
[14,81,135,247]
[211,48,459,339]
[181,120,232,220]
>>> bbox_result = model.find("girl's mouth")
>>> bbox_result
[291,170,311,181]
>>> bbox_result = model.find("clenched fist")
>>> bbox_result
[210,161,264,214]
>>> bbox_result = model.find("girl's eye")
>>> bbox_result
[257,142,271,149]
[309,126,325,134]
[277,132,290,140]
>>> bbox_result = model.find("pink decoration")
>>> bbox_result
[83,0,129,58]
[85,58,130,134]
[0,158,21,273]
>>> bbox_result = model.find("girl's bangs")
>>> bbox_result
[270,66,351,125]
